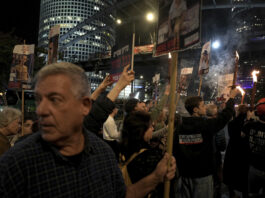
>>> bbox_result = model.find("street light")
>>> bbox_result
[116,19,122,24]
[212,40,220,49]
[146,12,154,22]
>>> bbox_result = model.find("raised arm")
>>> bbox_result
[90,74,114,101]
[107,65,135,102]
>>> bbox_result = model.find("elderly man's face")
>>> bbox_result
[35,74,91,145]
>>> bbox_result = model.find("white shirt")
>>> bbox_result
[103,115,121,141]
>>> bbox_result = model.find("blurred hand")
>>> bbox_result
[153,153,176,183]
[229,88,241,99]
[164,84,170,96]
[247,110,255,120]
[117,65,135,89]
[100,74,114,89]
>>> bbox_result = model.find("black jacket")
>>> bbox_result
[83,95,115,136]
[173,98,235,178]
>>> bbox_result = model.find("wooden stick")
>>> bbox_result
[251,82,257,110]
[198,75,202,96]
[164,51,178,198]
[21,89,25,136]
[232,51,239,86]
[131,23,135,71]
[241,94,245,105]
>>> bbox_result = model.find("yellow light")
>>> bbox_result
[236,86,245,95]
[236,51,239,60]
[146,12,154,22]
[116,19,122,24]
[252,70,260,83]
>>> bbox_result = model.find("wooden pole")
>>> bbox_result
[21,89,25,136]
[232,51,239,87]
[251,82,257,110]
[241,94,245,105]
[21,40,26,136]
[130,23,135,95]
[164,51,178,198]
[198,75,203,96]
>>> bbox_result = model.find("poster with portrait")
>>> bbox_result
[8,44,35,89]
[48,25,60,64]
[178,67,193,96]
[198,41,211,75]
[155,0,201,56]
[217,73,233,100]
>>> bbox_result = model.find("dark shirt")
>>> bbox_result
[242,119,265,171]
[174,98,235,178]
[0,129,126,198]
[0,132,10,156]
[84,95,115,136]
[127,148,164,198]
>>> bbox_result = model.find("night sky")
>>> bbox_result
[0,0,41,44]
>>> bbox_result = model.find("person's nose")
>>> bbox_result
[36,98,49,117]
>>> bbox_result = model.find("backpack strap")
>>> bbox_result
[125,148,147,166]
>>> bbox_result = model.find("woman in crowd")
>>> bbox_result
[223,104,250,198]
[15,113,39,144]
[120,111,165,198]
[0,107,21,155]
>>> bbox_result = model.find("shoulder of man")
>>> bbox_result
[0,132,41,158]
[85,129,117,156]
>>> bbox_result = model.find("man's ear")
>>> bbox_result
[82,96,92,116]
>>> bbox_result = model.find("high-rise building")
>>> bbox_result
[38,0,114,62]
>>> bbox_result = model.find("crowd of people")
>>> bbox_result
[0,61,264,198]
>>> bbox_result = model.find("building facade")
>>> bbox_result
[38,0,114,62]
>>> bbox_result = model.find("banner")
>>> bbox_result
[110,45,131,82]
[217,73,233,100]
[48,25,60,64]
[134,44,154,55]
[8,44,35,89]
[198,41,211,75]
[178,67,193,96]
[155,0,201,56]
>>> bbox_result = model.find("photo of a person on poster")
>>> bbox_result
[14,55,28,82]
[199,50,209,73]
[168,0,187,38]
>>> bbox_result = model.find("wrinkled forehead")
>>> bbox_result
[34,74,74,94]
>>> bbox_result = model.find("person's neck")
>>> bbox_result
[56,131,85,156]
[192,113,200,117]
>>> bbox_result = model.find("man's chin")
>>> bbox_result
[41,129,57,142]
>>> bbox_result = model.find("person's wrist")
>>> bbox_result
[152,170,163,184]
[98,84,107,90]
[115,81,127,90]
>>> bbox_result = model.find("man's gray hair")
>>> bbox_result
[0,107,21,128]
[34,62,90,98]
